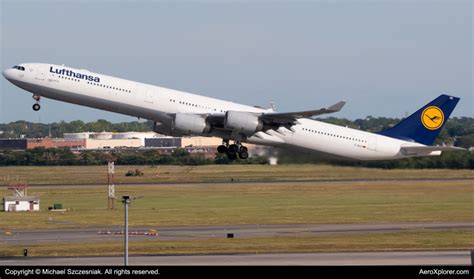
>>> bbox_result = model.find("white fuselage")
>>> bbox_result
[3,63,432,160]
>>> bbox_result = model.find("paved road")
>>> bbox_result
[1,222,472,244]
[1,251,471,265]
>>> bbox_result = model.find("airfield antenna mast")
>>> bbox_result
[107,161,115,209]
[7,182,28,197]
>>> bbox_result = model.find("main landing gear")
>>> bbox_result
[32,95,41,111]
[217,140,249,160]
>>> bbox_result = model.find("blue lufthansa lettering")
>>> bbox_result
[50,66,100,82]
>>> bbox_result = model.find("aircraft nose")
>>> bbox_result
[2,68,14,80]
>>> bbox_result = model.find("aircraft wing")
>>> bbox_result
[205,100,345,127]
[259,101,346,125]
[400,145,465,155]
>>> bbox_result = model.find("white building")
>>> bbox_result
[85,138,143,149]
[181,136,223,147]
[63,132,94,139]
[65,132,162,146]
[111,132,158,140]
[3,196,40,212]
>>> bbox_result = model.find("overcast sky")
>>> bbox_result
[1,0,472,124]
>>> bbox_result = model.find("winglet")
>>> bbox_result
[327,101,346,113]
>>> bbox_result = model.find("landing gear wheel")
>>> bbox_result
[227,152,237,160]
[32,95,41,111]
[238,151,249,159]
[217,145,228,154]
[228,144,239,154]
[238,146,249,159]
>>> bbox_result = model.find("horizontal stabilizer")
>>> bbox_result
[400,145,465,155]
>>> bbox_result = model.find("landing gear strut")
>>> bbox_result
[32,95,41,111]
[217,140,249,160]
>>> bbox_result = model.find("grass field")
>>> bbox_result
[0,181,471,230]
[2,230,472,257]
[1,164,473,185]
[0,165,472,257]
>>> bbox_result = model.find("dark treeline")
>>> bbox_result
[0,117,473,169]
[0,147,472,169]
[0,148,266,167]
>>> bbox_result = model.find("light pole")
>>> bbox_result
[122,195,130,266]
[122,195,143,266]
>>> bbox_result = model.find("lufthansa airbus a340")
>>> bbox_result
[3,63,463,160]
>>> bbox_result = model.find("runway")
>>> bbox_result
[1,251,471,265]
[1,221,472,245]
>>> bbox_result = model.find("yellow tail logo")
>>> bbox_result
[421,106,444,130]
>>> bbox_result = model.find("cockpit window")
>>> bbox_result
[12,66,25,71]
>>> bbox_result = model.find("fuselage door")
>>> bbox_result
[145,88,154,104]
[367,135,377,151]
[136,84,154,104]
[35,66,44,81]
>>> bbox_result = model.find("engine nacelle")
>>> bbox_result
[154,122,185,137]
[173,113,211,135]
[224,111,263,136]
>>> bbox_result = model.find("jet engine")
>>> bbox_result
[173,113,211,135]
[224,111,263,136]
